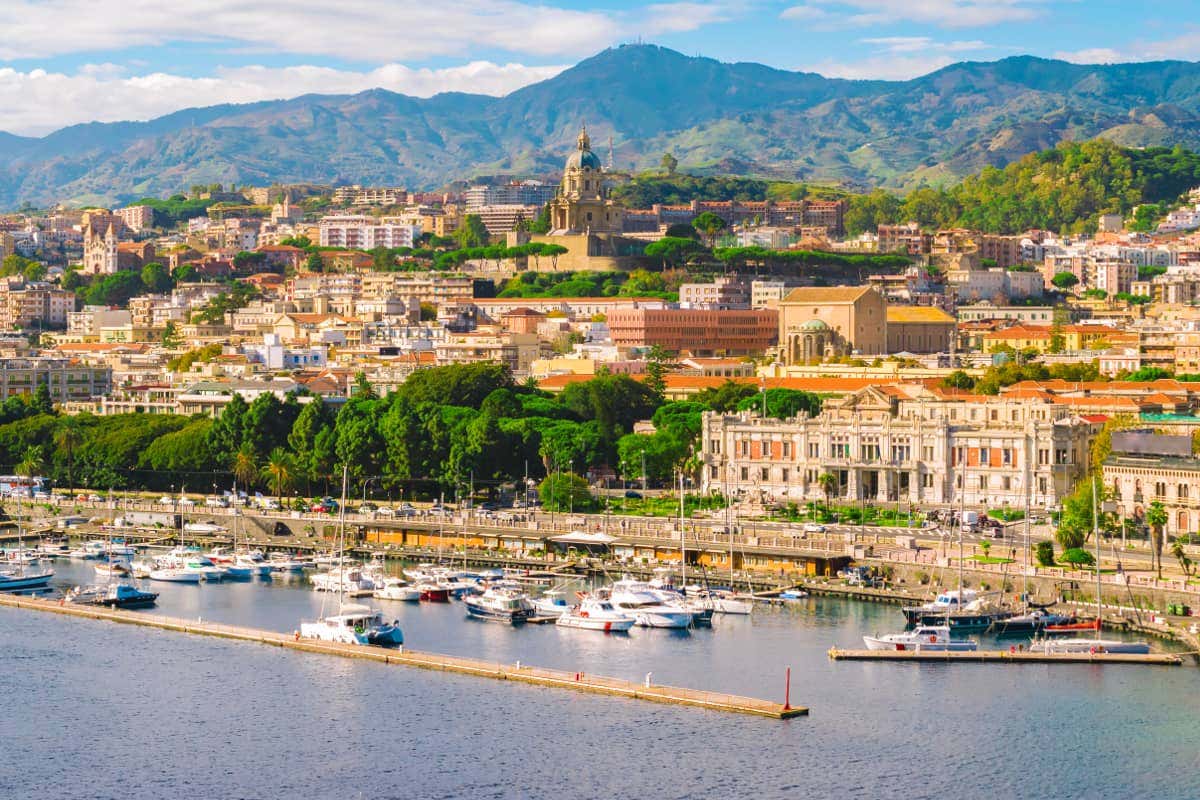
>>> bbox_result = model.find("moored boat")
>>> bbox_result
[863,625,979,652]
[299,603,404,646]
[463,587,536,624]
[67,582,159,609]
[556,597,635,632]
[374,577,421,602]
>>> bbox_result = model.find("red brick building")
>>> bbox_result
[607,308,778,357]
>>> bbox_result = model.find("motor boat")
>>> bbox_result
[147,566,203,583]
[66,582,159,609]
[130,558,156,579]
[604,579,693,629]
[779,589,808,601]
[901,589,979,624]
[158,548,224,582]
[555,597,635,632]
[531,589,571,618]
[863,625,980,652]
[415,583,451,602]
[267,553,309,573]
[463,587,536,624]
[37,538,70,557]
[310,566,375,596]
[234,553,273,578]
[1027,636,1150,655]
[299,603,403,646]
[373,577,421,602]
[1044,618,1100,635]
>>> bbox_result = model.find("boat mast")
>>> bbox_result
[337,465,349,611]
[958,441,966,609]
[679,467,686,591]
[1092,473,1101,629]
[1023,430,1031,607]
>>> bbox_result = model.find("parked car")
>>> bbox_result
[158,496,174,505]
[375,506,396,517]
[257,499,281,511]
[204,496,229,508]
[802,522,826,534]
[358,502,378,514]
[624,490,643,499]
[178,497,196,507]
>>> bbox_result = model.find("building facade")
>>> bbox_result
[607,308,778,357]
[778,286,888,363]
[700,386,1095,510]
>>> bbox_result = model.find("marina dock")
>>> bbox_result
[0,593,806,720]
[828,647,1183,665]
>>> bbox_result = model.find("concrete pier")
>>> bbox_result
[828,647,1183,665]
[0,594,806,720]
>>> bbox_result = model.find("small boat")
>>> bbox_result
[531,590,571,618]
[234,553,273,578]
[1027,636,1150,655]
[0,567,54,593]
[989,609,1074,636]
[1044,619,1100,635]
[901,589,978,624]
[779,589,808,601]
[148,566,203,583]
[37,538,70,557]
[94,561,130,578]
[464,587,536,624]
[556,597,635,632]
[863,625,979,652]
[374,577,421,602]
[311,566,375,596]
[67,582,159,609]
[130,559,156,579]
[416,583,451,602]
[267,553,308,573]
[299,603,404,646]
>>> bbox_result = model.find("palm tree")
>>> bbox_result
[816,472,839,518]
[231,445,258,490]
[262,448,296,506]
[53,418,83,496]
[1171,539,1193,579]
[1147,501,1168,580]
[16,445,45,480]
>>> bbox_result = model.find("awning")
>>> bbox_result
[549,530,620,546]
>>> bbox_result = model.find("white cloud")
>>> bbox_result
[1056,31,1200,64]
[0,0,623,61]
[642,2,741,34]
[0,61,568,136]
[861,37,990,54]
[782,0,1040,29]
[802,54,959,80]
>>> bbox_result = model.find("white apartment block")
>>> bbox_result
[318,215,420,249]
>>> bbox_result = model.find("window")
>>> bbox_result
[782,442,791,458]
[760,467,769,481]
[740,467,749,481]
[808,442,820,458]
[710,439,720,455]
[781,468,790,483]
[1180,484,1189,500]
[922,473,934,488]
[1155,481,1166,498]
[979,447,990,465]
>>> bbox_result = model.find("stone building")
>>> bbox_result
[778,286,887,363]
[700,385,1095,510]
[548,128,622,234]
[1103,431,1200,536]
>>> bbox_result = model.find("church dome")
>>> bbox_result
[566,127,602,171]
[799,318,830,331]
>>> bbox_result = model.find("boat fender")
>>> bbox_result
[929,635,937,643]
[1089,646,1096,655]
[580,610,589,618]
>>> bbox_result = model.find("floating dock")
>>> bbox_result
[828,647,1183,665]
[0,594,805,719]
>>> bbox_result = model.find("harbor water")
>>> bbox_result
[2,560,1198,799]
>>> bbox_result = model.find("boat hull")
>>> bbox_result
[0,570,54,593]
[463,598,532,624]
[634,610,693,629]
[556,614,635,632]
[863,636,979,652]
[419,587,451,602]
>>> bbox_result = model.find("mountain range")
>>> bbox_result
[3,44,1200,207]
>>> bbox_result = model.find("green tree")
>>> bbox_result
[455,214,490,249]
[538,472,595,512]
[845,188,902,237]
[1171,539,1194,578]
[304,251,324,273]
[53,417,84,495]
[643,236,707,269]
[30,383,54,415]
[1051,271,1079,290]
[262,447,297,504]
[1147,501,1168,579]
[161,321,183,348]
[1060,547,1096,567]
[691,211,728,247]
[817,472,839,511]
[643,344,671,400]
[1034,540,1055,567]
[140,261,173,293]
[661,152,678,176]
[16,444,46,478]
[735,388,821,419]
[231,444,259,490]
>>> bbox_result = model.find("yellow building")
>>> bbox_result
[885,306,956,354]
[982,324,1113,353]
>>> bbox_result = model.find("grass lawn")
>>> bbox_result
[969,556,1015,564]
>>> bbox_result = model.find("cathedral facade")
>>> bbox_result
[548,128,623,234]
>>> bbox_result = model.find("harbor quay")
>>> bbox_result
[0,592,806,720]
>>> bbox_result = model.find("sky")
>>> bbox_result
[1,0,1199,136]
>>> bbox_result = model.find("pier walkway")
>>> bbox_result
[828,647,1182,665]
[0,593,806,720]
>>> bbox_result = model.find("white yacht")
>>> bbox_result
[863,625,979,652]
[234,552,273,578]
[148,566,203,583]
[555,597,635,632]
[311,566,375,596]
[1027,637,1151,655]
[463,586,536,624]
[604,579,693,629]
[299,603,404,646]
[901,589,980,624]
[373,577,421,602]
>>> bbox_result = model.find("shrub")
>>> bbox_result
[1035,540,1055,567]
[1060,547,1096,567]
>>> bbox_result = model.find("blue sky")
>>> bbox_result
[0,0,1198,135]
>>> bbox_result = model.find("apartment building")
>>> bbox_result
[317,215,420,249]
[0,357,112,402]
[607,308,778,357]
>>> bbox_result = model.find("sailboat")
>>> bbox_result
[0,487,53,592]
[300,466,403,646]
[149,487,203,583]
[68,526,158,609]
[1029,476,1150,655]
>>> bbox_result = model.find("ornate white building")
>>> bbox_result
[700,385,1097,511]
